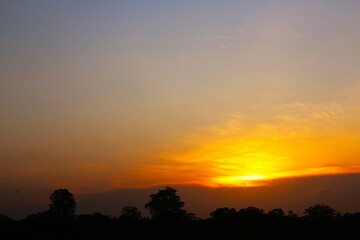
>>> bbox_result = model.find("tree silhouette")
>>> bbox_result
[3,191,360,239]
[210,207,237,219]
[49,188,76,218]
[268,208,285,218]
[238,206,265,219]
[287,210,298,218]
[145,187,186,220]
[120,206,142,221]
[304,204,336,220]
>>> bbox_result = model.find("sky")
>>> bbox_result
[1,0,360,218]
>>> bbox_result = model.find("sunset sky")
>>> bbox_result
[1,0,360,218]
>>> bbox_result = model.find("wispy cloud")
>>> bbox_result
[176,54,191,62]
[127,103,360,188]
[202,35,234,40]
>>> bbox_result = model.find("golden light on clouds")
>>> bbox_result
[130,103,360,187]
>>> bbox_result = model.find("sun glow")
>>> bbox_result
[131,104,360,188]
[213,175,266,187]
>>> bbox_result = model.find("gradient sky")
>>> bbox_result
[1,0,360,218]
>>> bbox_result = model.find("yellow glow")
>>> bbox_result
[129,104,360,188]
[213,175,266,187]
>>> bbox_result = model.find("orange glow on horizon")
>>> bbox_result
[129,104,360,188]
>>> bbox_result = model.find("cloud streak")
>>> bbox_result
[127,103,360,187]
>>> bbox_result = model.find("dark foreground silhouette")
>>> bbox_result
[1,187,360,239]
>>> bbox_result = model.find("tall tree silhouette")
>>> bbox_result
[145,187,186,220]
[49,188,76,218]
[304,204,336,220]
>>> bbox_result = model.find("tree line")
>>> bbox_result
[1,186,360,239]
